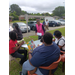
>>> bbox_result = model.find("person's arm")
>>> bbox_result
[28,51,37,74]
[28,51,33,65]
[58,45,62,49]
[35,26,37,33]
[35,26,37,35]
[48,21,49,25]
[58,40,65,50]
[52,39,55,42]
[42,25,45,33]
[13,41,24,51]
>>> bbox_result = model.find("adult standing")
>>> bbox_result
[45,19,49,30]
[35,20,45,40]
[13,23,23,40]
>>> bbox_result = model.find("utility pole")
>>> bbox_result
[25,14,28,37]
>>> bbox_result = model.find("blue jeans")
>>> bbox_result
[21,60,43,75]
[38,36,42,40]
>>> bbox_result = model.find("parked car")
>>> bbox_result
[55,20,62,25]
[59,19,65,22]
[49,21,61,27]
[58,19,65,25]
[12,22,30,32]
[28,21,37,30]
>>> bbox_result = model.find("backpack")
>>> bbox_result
[57,38,65,51]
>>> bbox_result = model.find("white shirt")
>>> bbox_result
[9,28,11,32]
[55,36,65,50]
[9,26,13,32]
[45,21,49,25]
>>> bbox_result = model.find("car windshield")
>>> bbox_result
[55,20,60,22]
[29,22,36,24]
[17,23,26,26]
[59,19,65,22]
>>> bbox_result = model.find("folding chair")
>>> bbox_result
[60,51,65,72]
[9,54,20,71]
[28,55,61,75]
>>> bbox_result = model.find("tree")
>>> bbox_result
[9,11,19,20]
[37,13,41,16]
[45,12,50,16]
[53,6,65,17]
[41,13,45,16]
[9,4,21,16]
[21,10,27,15]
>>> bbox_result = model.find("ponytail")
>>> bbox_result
[15,23,20,32]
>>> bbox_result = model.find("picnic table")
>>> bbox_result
[21,40,42,50]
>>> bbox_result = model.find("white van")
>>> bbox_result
[45,17,55,22]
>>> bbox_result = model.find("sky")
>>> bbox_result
[9,0,65,14]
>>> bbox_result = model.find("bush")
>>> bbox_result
[29,18,36,21]
[29,18,33,21]
[41,18,44,20]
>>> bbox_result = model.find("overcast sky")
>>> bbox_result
[9,0,65,14]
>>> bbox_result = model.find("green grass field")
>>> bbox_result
[9,27,65,75]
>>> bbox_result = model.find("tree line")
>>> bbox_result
[9,4,65,20]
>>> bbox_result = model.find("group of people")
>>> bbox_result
[9,24,27,65]
[9,19,65,75]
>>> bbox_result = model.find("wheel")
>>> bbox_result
[28,30,30,32]
[32,26,35,31]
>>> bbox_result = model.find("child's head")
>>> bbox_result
[9,31,17,41]
[54,30,62,38]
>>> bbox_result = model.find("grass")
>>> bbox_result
[9,27,65,75]
[23,27,65,43]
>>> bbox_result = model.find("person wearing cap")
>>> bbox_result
[35,20,45,40]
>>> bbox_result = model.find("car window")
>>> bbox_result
[49,21,51,23]
[13,23,16,26]
[12,23,16,28]
[29,22,36,24]
[28,22,30,24]
[17,23,26,26]
[52,21,55,23]
[29,22,34,24]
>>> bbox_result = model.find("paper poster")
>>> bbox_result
[27,40,36,51]
[37,33,42,36]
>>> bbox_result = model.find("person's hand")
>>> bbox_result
[35,33,37,36]
[28,51,32,54]
[21,41,24,45]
